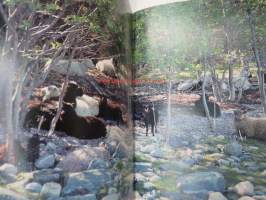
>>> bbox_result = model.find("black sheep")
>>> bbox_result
[143,104,159,136]
[60,103,106,139]
[98,97,123,125]
[63,81,83,107]
[194,94,221,118]
[23,102,63,131]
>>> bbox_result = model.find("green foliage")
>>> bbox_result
[133,0,266,79]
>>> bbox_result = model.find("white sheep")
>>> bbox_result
[41,85,61,101]
[96,58,116,77]
[75,95,99,117]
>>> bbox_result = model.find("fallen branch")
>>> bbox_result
[48,47,77,136]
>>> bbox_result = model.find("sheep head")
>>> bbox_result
[63,81,83,104]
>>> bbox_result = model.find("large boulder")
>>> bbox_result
[33,168,64,184]
[176,172,225,195]
[208,192,228,200]
[57,147,109,172]
[0,163,18,175]
[40,182,62,199]
[35,154,55,169]
[62,169,112,196]
[53,59,94,76]
[232,181,254,196]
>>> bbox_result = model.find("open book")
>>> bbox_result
[0,0,265,199]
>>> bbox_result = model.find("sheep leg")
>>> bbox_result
[145,121,149,136]
[151,124,155,136]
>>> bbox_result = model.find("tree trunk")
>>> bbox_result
[220,0,235,101]
[247,8,266,113]
[202,56,214,130]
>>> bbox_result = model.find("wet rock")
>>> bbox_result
[176,172,225,194]
[0,163,18,175]
[224,142,242,157]
[40,182,62,199]
[25,182,42,193]
[33,168,64,184]
[233,181,254,196]
[35,154,55,169]
[102,193,119,200]
[208,192,228,200]
[57,147,109,172]
[62,169,111,196]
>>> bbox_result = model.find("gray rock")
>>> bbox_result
[25,182,42,193]
[176,172,225,193]
[40,182,62,199]
[54,59,94,76]
[52,194,97,200]
[143,182,155,191]
[88,159,109,169]
[150,149,165,158]
[224,142,242,157]
[0,171,16,184]
[33,168,64,184]
[102,193,120,200]
[62,169,111,196]
[134,162,152,173]
[57,147,109,172]
[208,192,228,200]
[0,163,18,175]
[233,181,254,196]
[35,155,55,169]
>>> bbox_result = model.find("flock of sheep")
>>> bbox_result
[24,58,125,139]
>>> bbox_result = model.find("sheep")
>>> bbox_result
[60,103,107,139]
[23,101,63,132]
[234,110,266,140]
[96,58,116,78]
[75,95,99,117]
[98,97,123,125]
[194,94,221,118]
[41,85,61,101]
[143,104,159,136]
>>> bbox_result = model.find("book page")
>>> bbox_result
[0,1,134,199]
[132,1,266,200]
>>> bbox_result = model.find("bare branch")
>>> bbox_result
[48,47,77,136]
